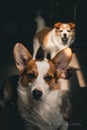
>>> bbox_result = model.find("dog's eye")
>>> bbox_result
[59,30,63,32]
[67,30,71,32]
[44,75,53,81]
[27,73,35,79]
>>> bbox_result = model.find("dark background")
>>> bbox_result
[0,0,87,86]
[0,0,87,130]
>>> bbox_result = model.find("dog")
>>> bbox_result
[0,43,72,130]
[33,15,75,60]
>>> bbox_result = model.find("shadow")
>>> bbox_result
[0,105,25,130]
[67,56,87,130]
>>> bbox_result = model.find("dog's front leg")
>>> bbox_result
[51,51,57,59]
[33,39,41,60]
[44,51,48,61]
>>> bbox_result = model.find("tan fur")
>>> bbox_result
[34,27,52,49]
[33,20,75,60]
[0,43,72,130]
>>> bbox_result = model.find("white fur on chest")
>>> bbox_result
[17,85,67,130]
[46,30,60,51]
[45,29,69,58]
[46,28,74,51]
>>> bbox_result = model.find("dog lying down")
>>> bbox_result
[0,43,72,130]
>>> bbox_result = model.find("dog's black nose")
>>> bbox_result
[32,89,42,99]
[63,33,67,37]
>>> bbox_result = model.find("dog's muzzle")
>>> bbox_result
[62,33,68,44]
[32,89,42,101]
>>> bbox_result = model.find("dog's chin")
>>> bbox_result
[32,97,42,102]
[61,37,68,44]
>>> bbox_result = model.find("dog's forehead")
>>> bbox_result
[36,61,50,75]
[60,24,70,29]
[26,60,55,76]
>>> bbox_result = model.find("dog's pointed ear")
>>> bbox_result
[51,48,72,78]
[13,43,32,73]
[54,22,62,29]
[69,22,76,29]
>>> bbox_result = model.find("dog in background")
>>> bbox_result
[33,15,75,60]
[0,43,72,130]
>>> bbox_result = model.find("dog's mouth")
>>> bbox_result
[32,97,42,102]
[62,37,68,44]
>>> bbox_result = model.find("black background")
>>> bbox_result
[0,0,87,130]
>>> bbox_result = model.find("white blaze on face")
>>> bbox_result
[60,24,71,37]
[31,61,50,96]
[36,61,50,76]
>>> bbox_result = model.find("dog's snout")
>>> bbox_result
[32,89,42,99]
[63,33,67,37]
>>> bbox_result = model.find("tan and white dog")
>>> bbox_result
[0,43,72,130]
[33,16,75,60]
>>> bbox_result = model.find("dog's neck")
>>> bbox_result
[50,29,64,50]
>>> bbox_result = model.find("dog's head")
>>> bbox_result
[54,22,76,45]
[13,43,72,102]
